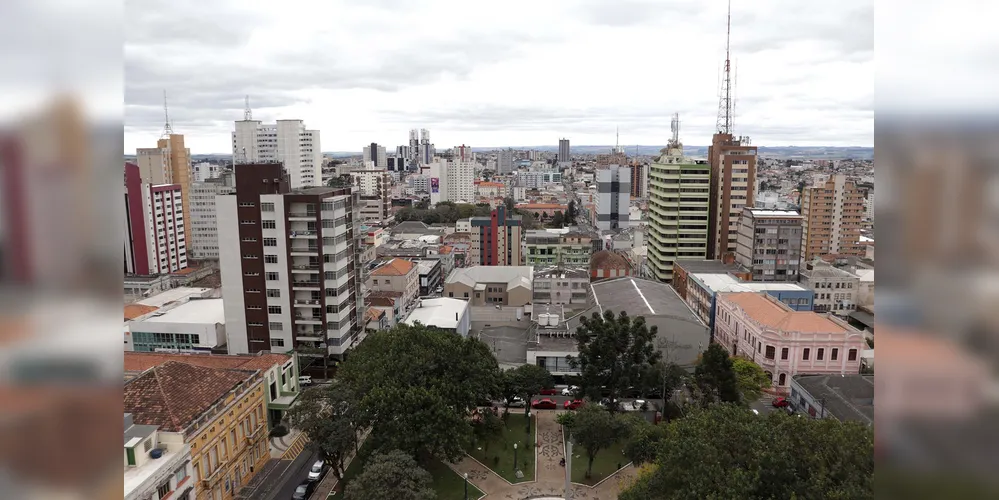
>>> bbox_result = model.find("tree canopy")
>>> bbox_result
[564,403,630,478]
[568,310,662,409]
[693,343,740,405]
[285,381,359,479]
[619,404,874,500]
[344,450,435,500]
[732,357,772,404]
[336,323,501,462]
[395,201,493,225]
[504,364,554,404]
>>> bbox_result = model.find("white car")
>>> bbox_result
[507,396,526,407]
[561,386,579,397]
[298,375,313,386]
[631,399,647,409]
[307,460,325,481]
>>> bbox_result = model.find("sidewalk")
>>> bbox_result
[311,428,372,499]
[270,428,303,458]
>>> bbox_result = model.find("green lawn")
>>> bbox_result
[333,439,483,499]
[565,439,628,486]
[466,413,536,483]
[425,458,485,500]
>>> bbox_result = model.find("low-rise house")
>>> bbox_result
[680,272,814,335]
[367,291,403,328]
[533,267,590,306]
[124,413,195,500]
[714,292,866,388]
[798,259,860,316]
[590,250,632,280]
[414,259,444,296]
[444,266,533,307]
[368,258,419,309]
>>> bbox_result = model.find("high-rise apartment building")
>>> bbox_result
[595,165,631,232]
[469,206,523,266]
[428,160,475,205]
[136,134,192,256]
[408,129,419,161]
[418,129,434,165]
[558,138,570,163]
[630,162,649,198]
[189,171,236,260]
[734,208,803,281]
[217,163,364,358]
[232,119,322,189]
[707,133,757,260]
[350,168,391,222]
[453,144,473,162]
[124,162,188,275]
[497,149,514,174]
[646,144,710,283]
[799,175,865,261]
[363,142,388,168]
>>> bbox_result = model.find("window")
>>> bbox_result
[765,346,775,359]
[831,348,839,360]
[372,279,378,285]
[802,348,810,360]
[269,322,283,331]
[848,348,858,361]
[220,438,228,459]
[143,438,152,451]
[261,202,275,212]
[266,289,280,297]
[262,220,276,229]
[270,338,285,347]
[263,238,277,247]
[175,465,188,484]
[817,348,824,360]
[157,482,172,499]
[265,255,279,264]
[268,306,282,314]
[266,272,279,281]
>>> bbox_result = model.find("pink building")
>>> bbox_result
[124,162,188,275]
[714,292,865,388]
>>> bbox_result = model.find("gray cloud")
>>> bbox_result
[737,4,872,57]
[573,0,705,27]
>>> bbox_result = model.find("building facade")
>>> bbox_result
[558,138,570,163]
[524,230,593,267]
[428,160,475,204]
[414,259,444,296]
[714,292,865,388]
[232,119,322,189]
[350,168,391,222]
[798,259,860,316]
[136,134,193,251]
[630,162,649,198]
[707,133,757,260]
[469,206,523,266]
[444,266,533,307]
[368,258,419,309]
[124,414,195,500]
[734,208,803,281]
[216,163,365,359]
[646,145,711,283]
[532,267,589,306]
[799,175,866,261]
[497,149,514,174]
[362,143,388,168]
[596,165,632,232]
[125,162,188,275]
[189,172,237,260]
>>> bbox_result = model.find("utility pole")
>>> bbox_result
[565,437,573,499]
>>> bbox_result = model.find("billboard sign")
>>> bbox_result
[430,177,439,193]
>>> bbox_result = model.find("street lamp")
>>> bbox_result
[513,443,518,472]
[463,472,469,500]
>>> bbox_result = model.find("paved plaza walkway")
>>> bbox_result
[448,410,637,499]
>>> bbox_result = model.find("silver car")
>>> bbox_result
[307,460,324,481]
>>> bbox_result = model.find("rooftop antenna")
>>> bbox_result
[715,0,733,135]
[669,113,680,149]
[244,95,252,121]
[162,90,173,136]
[615,126,620,153]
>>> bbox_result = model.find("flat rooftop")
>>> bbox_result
[691,273,810,293]
[792,374,874,425]
[404,298,469,329]
[747,209,802,218]
[134,298,225,325]
[135,287,212,308]
[674,259,747,275]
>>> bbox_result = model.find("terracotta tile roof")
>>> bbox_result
[123,361,257,432]
[590,250,629,270]
[439,245,454,254]
[368,290,403,299]
[516,203,567,209]
[371,258,415,276]
[124,304,159,320]
[478,182,505,188]
[720,292,851,334]
[124,351,291,374]
[367,296,397,308]
[364,308,385,323]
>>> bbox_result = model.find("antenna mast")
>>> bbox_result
[669,113,680,149]
[244,95,252,120]
[715,0,733,135]
[162,90,173,136]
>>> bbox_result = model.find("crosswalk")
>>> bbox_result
[281,433,310,460]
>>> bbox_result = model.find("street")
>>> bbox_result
[489,393,661,412]
[240,448,320,500]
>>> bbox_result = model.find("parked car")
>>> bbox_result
[532,398,558,410]
[564,399,584,410]
[561,385,579,396]
[599,398,620,410]
[539,388,559,395]
[631,399,647,410]
[298,376,313,386]
[751,409,760,415]
[307,460,325,481]
[292,480,314,500]
[772,397,790,408]
[506,396,526,408]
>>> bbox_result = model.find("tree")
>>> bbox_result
[622,415,667,466]
[503,197,515,212]
[693,343,740,405]
[550,211,565,228]
[336,323,500,463]
[643,360,687,414]
[286,382,358,480]
[619,404,874,499]
[344,450,435,500]
[471,408,504,451]
[506,364,554,405]
[732,357,771,404]
[568,310,663,411]
[565,404,629,479]
[567,200,578,221]
[415,199,430,210]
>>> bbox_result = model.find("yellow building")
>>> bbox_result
[124,360,270,500]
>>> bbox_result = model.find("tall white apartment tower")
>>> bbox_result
[595,165,632,232]
[232,119,323,189]
[363,143,388,168]
[427,160,475,205]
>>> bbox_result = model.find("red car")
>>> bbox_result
[563,399,584,410]
[531,398,558,410]
[772,397,790,408]
[539,388,559,395]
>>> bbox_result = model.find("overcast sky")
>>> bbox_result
[124,0,873,154]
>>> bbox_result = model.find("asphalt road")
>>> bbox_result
[265,449,320,500]
[488,394,660,411]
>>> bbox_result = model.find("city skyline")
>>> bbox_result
[124,0,873,154]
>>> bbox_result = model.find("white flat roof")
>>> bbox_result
[136,287,212,308]
[692,273,809,293]
[404,298,469,329]
[137,298,225,325]
[747,209,801,217]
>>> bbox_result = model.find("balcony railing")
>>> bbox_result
[288,212,317,218]
[293,264,320,270]
[294,299,321,305]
